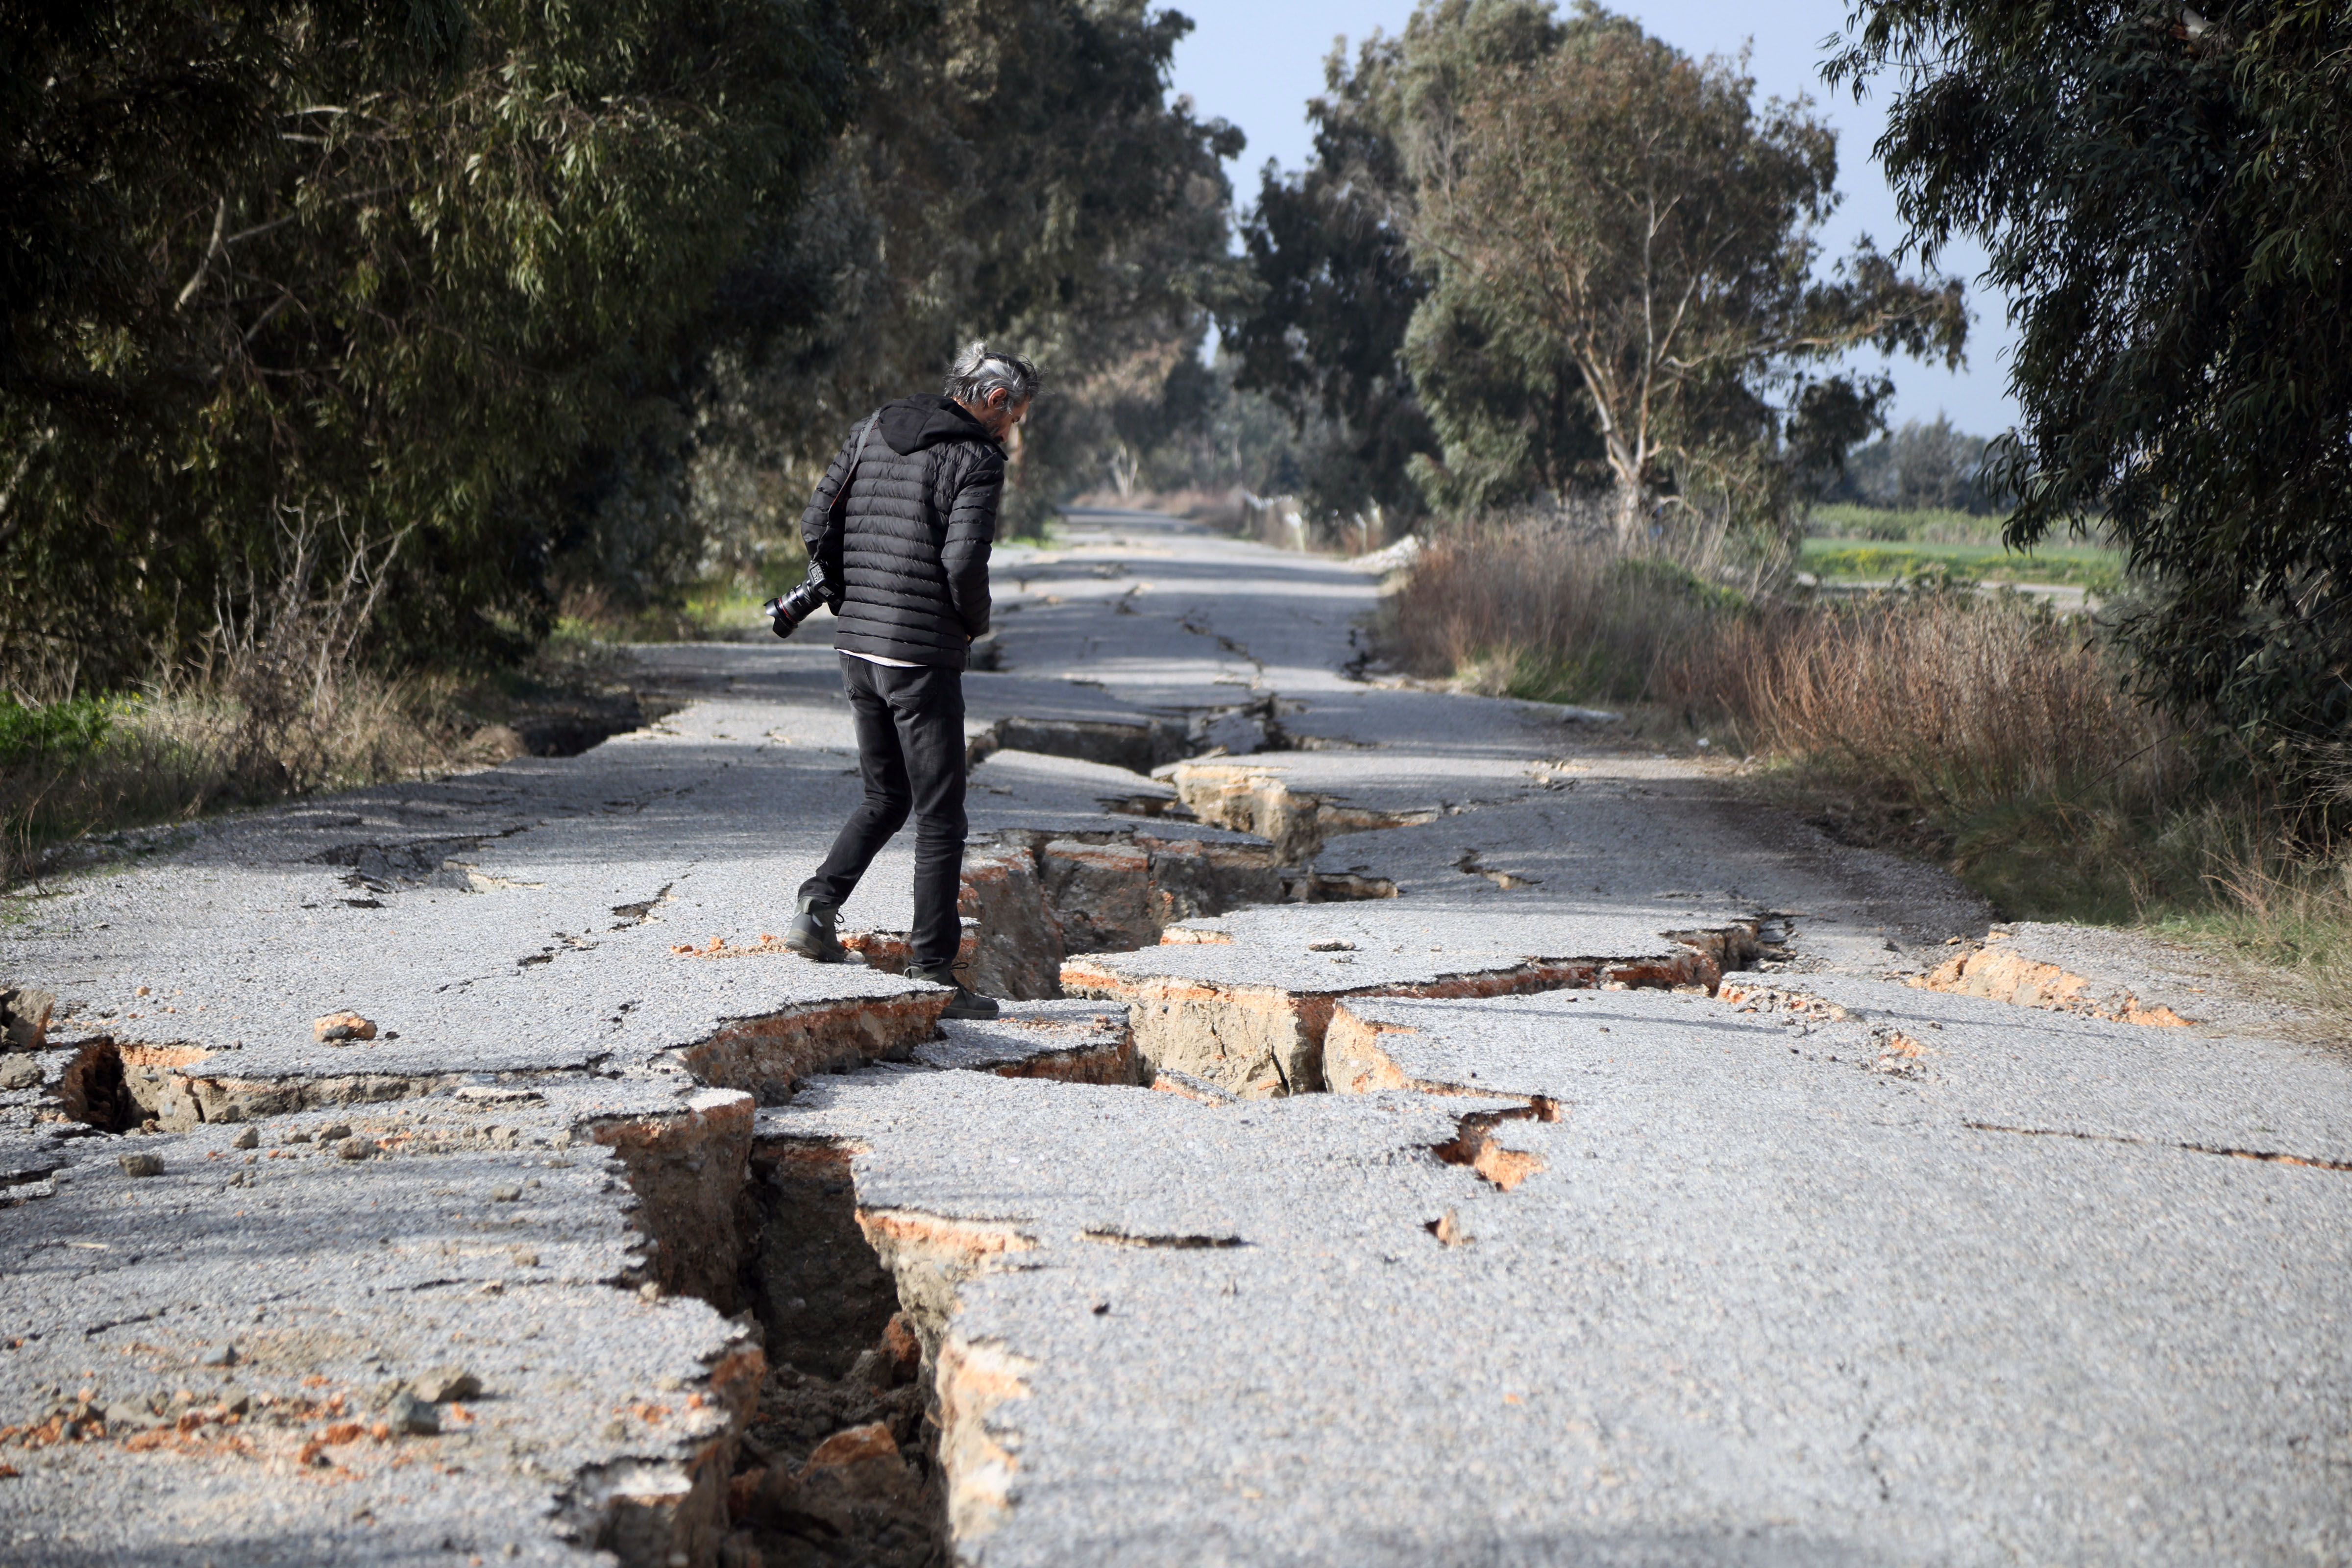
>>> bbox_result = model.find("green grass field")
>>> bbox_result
[1807,502,2009,544]
[1798,535,2124,591]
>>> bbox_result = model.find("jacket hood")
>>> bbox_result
[875,394,994,457]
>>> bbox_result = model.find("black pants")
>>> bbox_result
[798,656,967,972]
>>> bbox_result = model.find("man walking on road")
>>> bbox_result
[783,342,1038,1020]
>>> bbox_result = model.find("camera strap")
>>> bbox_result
[829,415,877,527]
[815,414,877,605]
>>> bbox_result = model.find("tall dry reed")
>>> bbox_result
[1391,521,1751,707]
[1716,596,2180,813]
[1392,521,2179,814]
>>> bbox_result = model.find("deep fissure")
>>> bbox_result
[26,710,1775,1568]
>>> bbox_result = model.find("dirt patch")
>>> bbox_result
[1915,940,2195,1027]
[1431,1105,1560,1192]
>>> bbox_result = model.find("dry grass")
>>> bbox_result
[1717,596,2180,815]
[1391,519,2175,812]
[2,506,532,886]
[1387,517,2352,1029]
[1390,522,1754,708]
[2144,803,2352,1031]
[0,677,463,887]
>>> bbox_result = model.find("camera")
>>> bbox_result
[762,576,828,639]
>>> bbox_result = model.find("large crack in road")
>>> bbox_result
[0,506,2345,1568]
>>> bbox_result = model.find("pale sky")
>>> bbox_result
[1168,0,2021,436]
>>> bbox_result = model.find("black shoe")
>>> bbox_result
[906,964,999,1020]
[784,897,847,964]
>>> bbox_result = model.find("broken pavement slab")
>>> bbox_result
[4,504,2348,1566]
[0,1078,772,1566]
[762,1039,2352,1566]
[912,1001,1138,1086]
[1062,903,1759,1096]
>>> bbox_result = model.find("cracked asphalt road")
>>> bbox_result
[1,505,2345,1566]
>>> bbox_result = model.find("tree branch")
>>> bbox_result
[173,197,228,311]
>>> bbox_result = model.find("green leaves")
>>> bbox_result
[1230,1,1963,536]
[684,0,1244,544]
[0,0,889,687]
[0,697,115,769]
[1837,1,2352,755]
[1418,6,1963,537]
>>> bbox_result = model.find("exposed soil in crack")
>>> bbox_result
[813,830,1400,1004]
[729,1141,947,1567]
[1167,761,1439,863]
[585,1105,956,1567]
[1916,941,2196,1027]
[1078,920,1763,1100]
[1431,1103,1562,1191]
[963,693,1309,777]
[1455,848,1540,890]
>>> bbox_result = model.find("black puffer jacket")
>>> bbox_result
[800,395,1004,670]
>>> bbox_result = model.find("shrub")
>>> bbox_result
[0,698,114,768]
[1388,524,1751,708]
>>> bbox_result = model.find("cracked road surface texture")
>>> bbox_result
[2,505,2346,1566]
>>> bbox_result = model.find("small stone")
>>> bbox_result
[638,1282,662,1301]
[197,1343,238,1368]
[806,1422,898,1468]
[229,1127,259,1150]
[312,1013,377,1044]
[510,1250,539,1269]
[0,1057,42,1090]
[2,986,55,1050]
[411,1366,480,1403]
[370,1378,407,1408]
[335,1137,372,1161]
[282,1130,311,1145]
[217,1386,250,1415]
[317,1123,352,1142]
[490,1183,521,1202]
[117,1152,164,1178]
[880,1313,922,1380]
[386,1391,439,1435]
[103,1401,153,1429]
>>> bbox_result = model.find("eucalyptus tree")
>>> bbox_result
[686,0,1245,548]
[1413,5,1965,542]
[1831,1,2352,753]
[1232,1,1965,541]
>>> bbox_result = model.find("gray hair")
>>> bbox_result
[945,341,1041,407]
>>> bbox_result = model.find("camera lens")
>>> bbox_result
[767,579,826,639]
